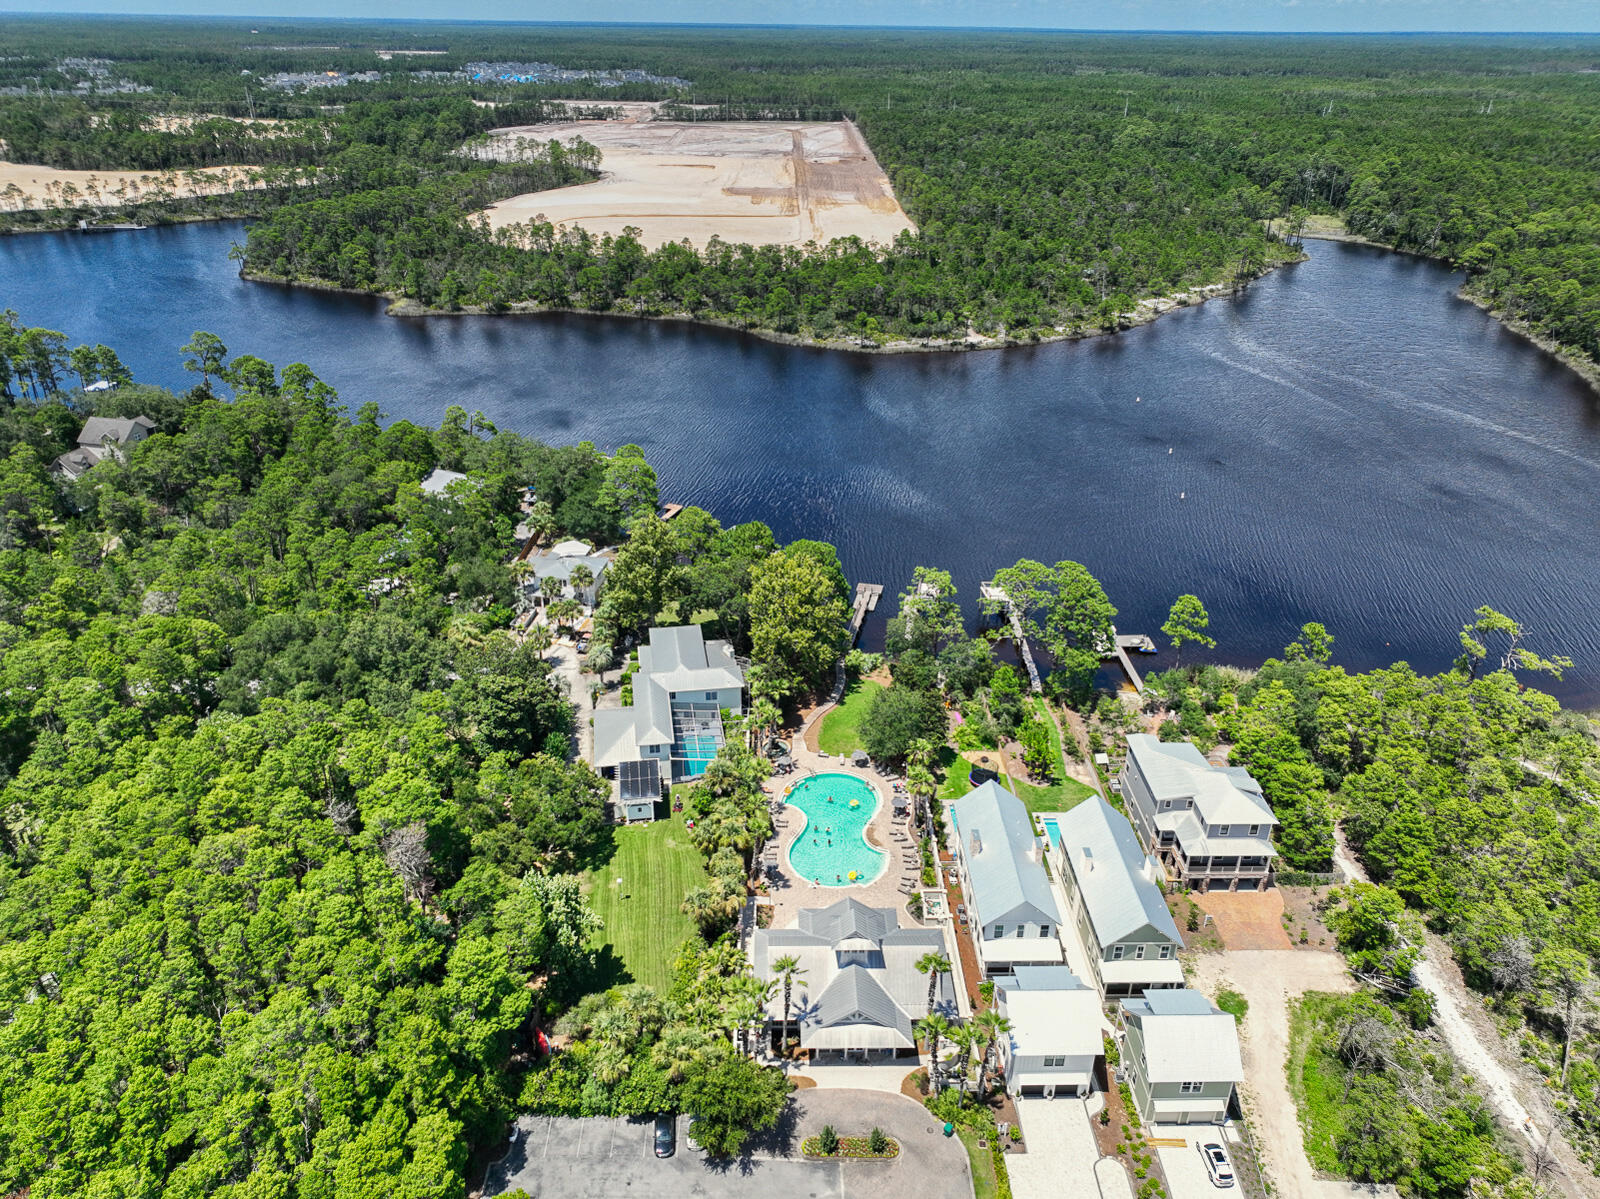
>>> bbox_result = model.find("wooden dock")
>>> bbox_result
[1104,627,1148,694]
[979,582,1043,693]
[848,583,883,645]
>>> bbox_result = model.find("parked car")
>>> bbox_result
[685,1117,703,1154]
[1198,1141,1234,1188]
[654,1114,677,1159]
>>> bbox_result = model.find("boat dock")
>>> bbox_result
[979,581,1043,693]
[1104,628,1151,694]
[848,583,883,645]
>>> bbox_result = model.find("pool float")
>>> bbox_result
[849,799,860,808]
[848,871,859,881]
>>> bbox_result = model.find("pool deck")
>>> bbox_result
[761,736,929,933]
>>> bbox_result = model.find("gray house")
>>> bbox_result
[1121,734,1278,892]
[51,414,156,479]
[950,781,1064,976]
[993,965,1104,1097]
[523,540,610,609]
[592,625,744,818]
[751,897,956,1057]
[1120,988,1243,1125]
[1048,795,1184,997]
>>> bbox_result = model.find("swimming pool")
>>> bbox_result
[783,773,887,887]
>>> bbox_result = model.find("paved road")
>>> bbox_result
[485,1090,971,1199]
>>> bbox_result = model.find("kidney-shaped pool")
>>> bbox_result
[782,772,887,887]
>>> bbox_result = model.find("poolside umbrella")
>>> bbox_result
[851,751,869,767]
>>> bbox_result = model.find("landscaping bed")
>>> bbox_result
[802,1132,900,1159]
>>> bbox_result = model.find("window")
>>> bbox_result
[1158,945,1173,960]
[1040,925,1051,937]
[1217,825,1231,836]
[993,925,1005,939]
[1249,824,1261,836]
[1160,800,1170,811]
[1180,1081,1204,1095]
[704,691,716,701]
[1134,944,1146,960]
[1111,944,1125,961]
[1042,1055,1066,1068]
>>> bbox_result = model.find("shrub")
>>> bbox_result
[869,1127,888,1154]
[819,1124,839,1155]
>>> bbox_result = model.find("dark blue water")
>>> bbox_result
[4,221,1599,702]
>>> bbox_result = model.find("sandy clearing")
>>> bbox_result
[478,118,915,250]
[0,162,266,210]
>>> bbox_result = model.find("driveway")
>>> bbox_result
[546,641,593,763]
[485,1090,971,1199]
[1152,1125,1225,1199]
[1009,1096,1101,1199]
[1189,951,1395,1199]
[1195,891,1292,951]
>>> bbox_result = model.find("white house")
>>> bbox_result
[419,467,470,495]
[993,965,1105,1097]
[1120,734,1278,892]
[523,539,610,608]
[51,414,155,479]
[1120,988,1244,1125]
[592,625,744,819]
[1045,796,1185,997]
[950,781,1064,976]
[751,897,956,1058]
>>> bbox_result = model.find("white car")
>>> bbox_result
[1198,1141,1235,1188]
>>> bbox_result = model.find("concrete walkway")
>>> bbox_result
[792,1061,918,1094]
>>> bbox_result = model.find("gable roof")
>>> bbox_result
[1053,795,1182,946]
[996,968,1104,1059]
[799,897,894,944]
[77,415,153,447]
[419,467,469,495]
[951,781,1061,928]
[1121,989,1244,1083]
[1126,734,1276,826]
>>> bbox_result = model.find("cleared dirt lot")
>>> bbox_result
[480,117,915,250]
[0,161,263,209]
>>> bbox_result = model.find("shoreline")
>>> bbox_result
[1285,216,1600,396]
[242,260,1299,355]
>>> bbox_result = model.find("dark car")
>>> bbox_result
[654,1114,677,1159]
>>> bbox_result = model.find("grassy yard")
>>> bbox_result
[956,1127,1000,1199]
[937,746,981,801]
[1014,698,1096,814]
[817,678,882,756]
[1286,992,1349,1174]
[583,813,709,992]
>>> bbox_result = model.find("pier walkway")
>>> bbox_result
[848,583,883,645]
[979,581,1043,693]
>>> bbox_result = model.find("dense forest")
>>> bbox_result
[1,21,1598,357]
[0,314,838,1196]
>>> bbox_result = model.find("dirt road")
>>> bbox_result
[1331,833,1587,1197]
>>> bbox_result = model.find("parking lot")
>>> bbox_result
[483,1091,972,1199]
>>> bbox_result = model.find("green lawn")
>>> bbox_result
[818,678,882,756]
[583,813,709,992]
[936,746,979,801]
[956,1127,1000,1199]
[1015,698,1096,814]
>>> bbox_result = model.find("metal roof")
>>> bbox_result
[950,781,1061,929]
[1121,989,1244,1084]
[1126,734,1277,827]
[77,415,153,447]
[1052,795,1182,946]
[419,467,469,495]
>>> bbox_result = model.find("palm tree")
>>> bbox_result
[915,1013,952,1090]
[916,951,951,1014]
[971,1009,1013,1101]
[948,1023,980,1104]
[568,562,595,605]
[527,623,553,659]
[539,574,563,607]
[772,954,806,1053]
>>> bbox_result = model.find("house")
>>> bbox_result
[1119,988,1243,1125]
[419,467,469,495]
[751,897,955,1058]
[1121,734,1278,892]
[591,625,744,818]
[993,965,1105,1097]
[522,539,609,608]
[1045,796,1184,997]
[51,414,155,479]
[950,781,1063,976]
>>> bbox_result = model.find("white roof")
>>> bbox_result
[419,467,469,494]
[1121,989,1244,1084]
[1050,796,1182,946]
[550,538,592,556]
[1101,958,1186,987]
[976,934,1064,967]
[997,971,1103,1059]
[1126,735,1276,828]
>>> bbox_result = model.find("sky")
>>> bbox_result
[3,1,1598,33]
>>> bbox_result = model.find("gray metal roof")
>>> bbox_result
[798,898,894,943]
[1052,795,1182,946]
[419,467,469,495]
[951,781,1061,929]
[813,965,911,1040]
[525,551,609,585]
[1000,964,1088,992]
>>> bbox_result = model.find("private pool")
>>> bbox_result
[783,772,887,887]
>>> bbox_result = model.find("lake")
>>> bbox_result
[4,221,1599,703]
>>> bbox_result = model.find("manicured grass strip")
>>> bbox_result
[1015,697,1095,814]
[583,813,709,992]
[956,1126,1000,1199]
[937,746,979,801]
[818,678,882,755]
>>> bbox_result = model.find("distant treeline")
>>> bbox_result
[3,20,1600,356]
